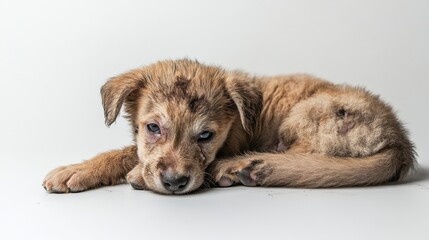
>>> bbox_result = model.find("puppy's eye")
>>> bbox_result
[198,131,214,142]
[147,123,161,134]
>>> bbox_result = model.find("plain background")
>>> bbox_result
[1,1,428,240]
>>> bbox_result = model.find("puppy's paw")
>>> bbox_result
[209,159,272,187]
[42,163,104,193]
[126,164,146,190]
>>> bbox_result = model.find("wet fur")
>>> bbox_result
[43,59,416,194]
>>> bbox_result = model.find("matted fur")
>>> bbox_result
[43,59,416,194]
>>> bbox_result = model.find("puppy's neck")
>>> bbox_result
[216,116,251,158]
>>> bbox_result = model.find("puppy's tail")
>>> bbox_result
[254,148,416,188]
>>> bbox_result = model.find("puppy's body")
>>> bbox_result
[43,59,415,194]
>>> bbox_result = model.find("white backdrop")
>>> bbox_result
[0,1,428,240]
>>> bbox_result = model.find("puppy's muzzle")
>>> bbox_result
[161,171,189,193]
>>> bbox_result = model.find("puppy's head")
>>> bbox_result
[101,59,262,194]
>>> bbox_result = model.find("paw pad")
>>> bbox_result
[130,182,145,190]
[236,168,257,187]
[217,176,234,187]
[214,159,270,187]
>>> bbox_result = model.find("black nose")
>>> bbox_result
[161,173,189,192]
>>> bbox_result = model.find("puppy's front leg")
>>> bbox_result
[43,145,138,193]
[208,156,274,187]
[126,163,146,190]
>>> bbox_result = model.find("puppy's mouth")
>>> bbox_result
[152,169,199,195]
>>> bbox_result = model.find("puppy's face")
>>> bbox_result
[101,60,262,194]
[134,77,237,194]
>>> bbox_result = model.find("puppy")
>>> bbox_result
[42,59,416,194]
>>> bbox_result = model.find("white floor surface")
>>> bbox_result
[1,159,428,240]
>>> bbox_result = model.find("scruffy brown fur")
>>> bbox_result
[43,59,416,194]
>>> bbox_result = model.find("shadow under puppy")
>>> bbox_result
[42,59,416,194]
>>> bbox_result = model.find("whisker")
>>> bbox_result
[203,172,216,187]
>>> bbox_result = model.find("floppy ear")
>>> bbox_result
[225,72,263,135]
[101,69,146,126]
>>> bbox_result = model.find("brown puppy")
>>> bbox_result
[42,59,416,194]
